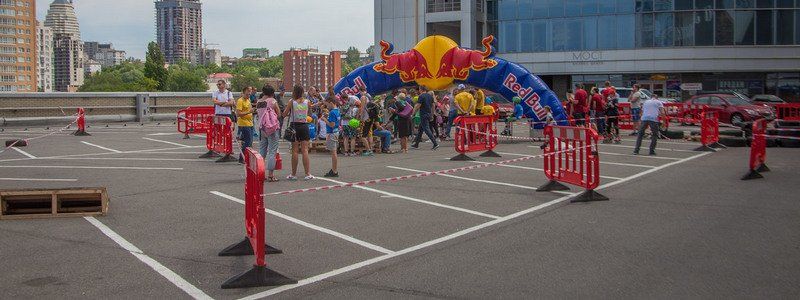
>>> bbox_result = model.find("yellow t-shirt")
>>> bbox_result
[475,90,485,110]
[236,97,253,127]
[481,105,495,116]
[455,92,475,115]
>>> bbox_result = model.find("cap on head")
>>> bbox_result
[457,84,466,90]
[512,96,522,104]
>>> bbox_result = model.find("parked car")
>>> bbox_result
[486,93,515,118]
[599,87,655,103]
[684,93,775,125]
[750,94,786,109]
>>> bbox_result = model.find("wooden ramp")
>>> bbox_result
[0,187,108,220]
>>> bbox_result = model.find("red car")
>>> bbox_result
[486,93,516,119]
[684,93,775,125]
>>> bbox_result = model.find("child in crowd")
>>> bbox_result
[322,98,341,177]
[341,96,360,156]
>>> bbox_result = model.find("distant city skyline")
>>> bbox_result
[34,0,374,60]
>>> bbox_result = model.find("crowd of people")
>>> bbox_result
[211,80,504,182]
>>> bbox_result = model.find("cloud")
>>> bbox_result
[36,0,374,59]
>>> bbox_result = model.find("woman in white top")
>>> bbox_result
[282,85,313,181]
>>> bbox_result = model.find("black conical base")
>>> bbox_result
[199,151,218,158]
[450,153,475,161]
[570,190,610,203]
[183,134,190,139]
[216,154,237,163]
[741,169,763,180]
[5,139,27,147]
[710,142,727,149]
[219,237,284,256]
[693,145,716,152]
[221,265,297,289]
[536,180,570,192]
[756,163,770,173]
[73,130,91,136]
[479,150,502,157]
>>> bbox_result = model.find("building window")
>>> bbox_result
[775,10,793,44]
[654,12,674,46]
[755,10,773,45]
[427,0,462,13]
[598,15,617,49]
[734,10,755,45]
[715,10,735,45]
[675,11,695,45]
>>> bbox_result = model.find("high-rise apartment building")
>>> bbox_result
[84,42,126,67]
[0,0,37,92]
[45,0,83,92]
[283,49,342,92]
[155,0,202,64]
[36,21,52,92]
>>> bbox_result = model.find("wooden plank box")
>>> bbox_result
[0,187,108,220]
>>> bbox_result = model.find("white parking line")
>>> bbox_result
[465,161,624,180]
[316,177,500,219]
[596,151,680,161]
[84,217,213,300]
[11,147,36,159]
[142,137,192,148]
[597,143,697,153]
[513,149,657,168]
[387,166,574,196]
[0,146,206,164]
[210,191,394,255]
[239,151,713,300]
[0,165,183,171]
[0,177,77,182]
[43,157,207,162]
[618,138,695,145]
[81,141,121,153]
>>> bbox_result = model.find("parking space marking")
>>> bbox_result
[596,143,697,153]
[0,146,206,164]
[596,151,681,161]
[240,148,714,300]
[465,161,624,180]
[11,147,36,159]
[0,177,77,182]
[83,217,213,300]
[81,141,122,153]
[388,166,574,196]
[142,137,192,148]
[46,157,208,162]
[618,138,697,146]
[210,191,395,255]
[514,149,658,168]
[0,165,183,171]
[316,177,500,219]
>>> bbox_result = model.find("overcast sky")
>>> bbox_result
[35,0,375,59]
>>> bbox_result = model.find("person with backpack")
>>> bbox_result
[411,86,440,150]
[359,95,379,156]
[256,85,282,182]
[321,97,341,177]
[282,85,313,181]
[341,95,361,156]
[390,92,413,153]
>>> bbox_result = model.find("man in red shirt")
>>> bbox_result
[590,87,606,134]
[572,83,588,126]
[598,81,617,134]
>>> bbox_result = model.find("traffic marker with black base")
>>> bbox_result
[4,139,27,147]
[479,150,502,157]
[215,154,237,163]
[198,151,220,158]
[570,190,610,203]
[741,169,764,180]
[221,265,297,289]
[219,237,283,256]
[450,153,475,161]
[536,180,570,192]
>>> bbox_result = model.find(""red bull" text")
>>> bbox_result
[503,73,547,120]
[436,36,498,80]
[373,40,433,83]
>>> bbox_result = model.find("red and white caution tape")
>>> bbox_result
[0,113,80,155]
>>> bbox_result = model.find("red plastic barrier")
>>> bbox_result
[742,119,769,180]
[451,115,500,160]
[775,103,800,122]
[695,110,721,151]
[219,148,296,289]
[680,104,706,125]
[538,125,608,202]
[618,103,634,130]
[199,116,236,162]
[73,108,90,136]
[177,106,215,138]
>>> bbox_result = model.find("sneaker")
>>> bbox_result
[411,144,419,149]
[238,157,244,164]
[648,152,657,156]
[632,151,639,155]
[361,151,372,157]
[629,131,638,136]
[286,175,298,181]
[431,144,440,150]
[304,175,315,181]
[323,170,339,178]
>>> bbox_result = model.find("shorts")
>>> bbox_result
[361,120,375,137]
[631,107,642,122]
[326,134,339,151]
[342,124,359,138]
[291,122,310,142]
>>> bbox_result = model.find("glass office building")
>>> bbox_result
[375,0,800,101]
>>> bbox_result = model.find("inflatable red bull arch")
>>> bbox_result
[334,35,568,127]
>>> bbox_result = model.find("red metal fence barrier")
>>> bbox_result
[742,118,770,180]
[177,106,215,139]
[219,148,296,289]
[618,103,634,130]
[694,110,723,151]
[451,115,500,161]
[537,125,608,202]
[199,116,236,162]
[73,108,90,136]
[775,103,800,127]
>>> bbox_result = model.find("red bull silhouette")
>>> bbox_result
[436,36,498,81]
[373,40,433,83]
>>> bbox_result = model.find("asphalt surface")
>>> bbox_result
[0,122,797,299]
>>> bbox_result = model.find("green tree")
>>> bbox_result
[258,56,283,78]
[144,42,168,90]
[79,62,158,92]
[345,46,361,67]
[230,71,262,93]
[164,65,207,92]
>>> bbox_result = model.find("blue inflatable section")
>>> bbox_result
[334,50,568,128]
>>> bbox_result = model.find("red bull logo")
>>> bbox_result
[504,73,547,120]
[373,40,433,83]
[436,36,498,81]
